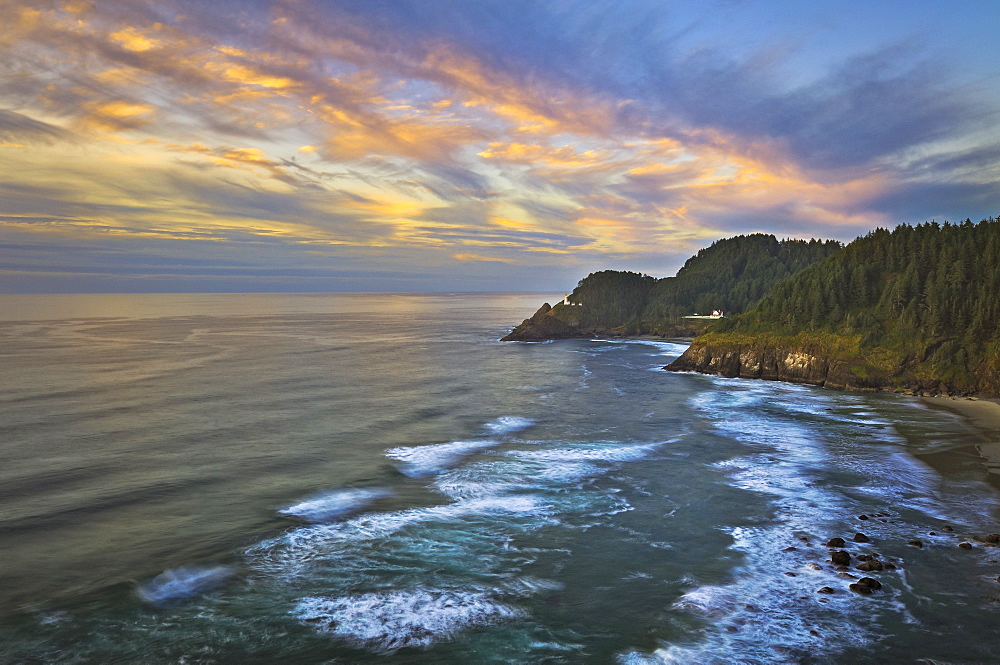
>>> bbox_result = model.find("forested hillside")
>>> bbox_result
[672,218,1000,395]
[503,234,841,340]
[640,234,841,324]
[561,234,841,333]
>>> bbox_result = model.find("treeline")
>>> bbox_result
[713,217,1000,391]
[560,234,841,332]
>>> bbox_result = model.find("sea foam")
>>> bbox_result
[278,487,390,523]
[483,416,534,435]
[385,440,500,477]
[385,417,534,477]
[294,588,523,651]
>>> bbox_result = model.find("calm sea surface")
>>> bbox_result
[1,293,999,664]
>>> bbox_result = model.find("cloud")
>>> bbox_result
[0,0,998,292]
[0,109,75,144]
[452,252,516,263]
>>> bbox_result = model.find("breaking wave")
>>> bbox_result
[294,588,524,651]
[278,487,390,523]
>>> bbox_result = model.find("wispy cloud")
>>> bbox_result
[1,0,998,292]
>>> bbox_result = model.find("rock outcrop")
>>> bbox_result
[665,340,1000,396]
[500,303,581,341]
[664,342,885,391]
[501,302,706,341]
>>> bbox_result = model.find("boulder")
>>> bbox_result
[831,551,851,566]
[853,532,871,543]
[849,577,882,594]
[826,537,846,547]
[856,560,884,572]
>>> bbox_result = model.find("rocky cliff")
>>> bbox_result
[666,340,1000,397]
[500,303,581,341]
[665,342,878,390]
[501,302,710,341]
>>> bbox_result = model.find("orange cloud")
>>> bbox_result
[78,100,157,133]
[452,252,516,263]
[0,0,903,277]
[477,142,609,166]
[109,27,164,53]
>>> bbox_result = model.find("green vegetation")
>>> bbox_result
[554,234,841,333]
[707,217,1000,393]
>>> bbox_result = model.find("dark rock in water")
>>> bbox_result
[849,577,882,594]
[853,532,871,543]
[783,546,797,552]
[985,533,1000,544]
[908,539,924,548]
[501,303,581,341]
[858,515,869,520]
[884,561,898,570]
[817,586,836,594]
[959,541,973,550]
[856,560,884,572]
[831,551,851,566]
[942,525,954,532]
[827,537,846,548]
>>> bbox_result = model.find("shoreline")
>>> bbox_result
[920,396,1000,477]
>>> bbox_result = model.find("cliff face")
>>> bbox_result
[666,342,1000,396]
[666,343,874,390]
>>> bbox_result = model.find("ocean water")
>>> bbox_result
[1,292,999,664]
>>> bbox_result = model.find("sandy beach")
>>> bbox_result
[921,396,1000,475]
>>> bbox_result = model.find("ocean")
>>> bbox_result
[1,292,999,664]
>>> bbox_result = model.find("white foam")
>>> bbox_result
[384,418,532,477]
[255,494,547,567]
[278,487,390,523]
[616,571,872,665]
[386,440,498,477]
[136,564,234,605]
[294,588,523,651]
[483,416,534,435]
[507,442,661,464]
[434,459,604,501]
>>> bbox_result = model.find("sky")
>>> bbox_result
[2,0,999,293]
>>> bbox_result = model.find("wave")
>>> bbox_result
[135,564,234,606]
[385,416,534,477]
[506,441,662,464]
[278,487,390,523]
[251,494,548,573]
[385,440,500,477]
[294,588,524,652]
[483,416,534,435]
